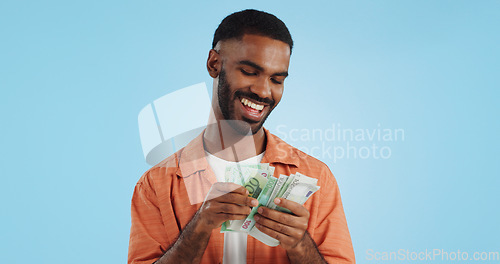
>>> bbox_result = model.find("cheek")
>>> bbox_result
[231,74,254,88]
[224,68,242,83]
[273,87,284,104]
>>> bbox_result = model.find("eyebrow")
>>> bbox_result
[238,60,289,77]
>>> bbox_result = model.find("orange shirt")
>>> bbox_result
[128,128,355,264]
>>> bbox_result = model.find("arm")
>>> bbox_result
[130,182,258,264]
[286,231,328,264]
[153,210,211,264]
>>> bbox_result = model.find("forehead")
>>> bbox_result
[218,34,291,72]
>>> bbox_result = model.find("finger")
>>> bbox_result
[213,192,258,207]
[254,214,303,238]
[206,183,250,202]
[213,182,249,196]
[207,201,252,216]
[273,198,310,218]
[218,213,248,221]
[255,222,296,246]
[257,206,308,230]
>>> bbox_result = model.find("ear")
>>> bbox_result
[207,49,221,78]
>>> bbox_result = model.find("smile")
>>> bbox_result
[238,97,267,122]
[240,98,265,111]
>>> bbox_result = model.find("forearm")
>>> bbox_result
[154,212,211,264]
[286,232,327,264]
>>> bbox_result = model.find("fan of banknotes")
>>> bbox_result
[220,163,320,247]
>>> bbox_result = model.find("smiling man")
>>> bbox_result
[128,9,355,264]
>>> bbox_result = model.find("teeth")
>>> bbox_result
[241,98,264,111]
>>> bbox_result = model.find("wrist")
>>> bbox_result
[286,232,326,264]
[192,212,213,235]
[286,234,308,256]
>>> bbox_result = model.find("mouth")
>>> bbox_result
[238,97,267,122]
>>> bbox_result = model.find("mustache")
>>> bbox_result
[235,91,275,106]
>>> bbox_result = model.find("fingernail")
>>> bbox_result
[258,207,263,214]
[254,215,260,221]
[251,199,258,207]
[274,198,281,204]
[246,190,249,195]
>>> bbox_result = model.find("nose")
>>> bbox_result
[250,76,272,100]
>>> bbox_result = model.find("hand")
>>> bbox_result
[197,182,258,231]
[254,198,310,251]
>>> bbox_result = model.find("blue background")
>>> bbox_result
[1,0,498,263]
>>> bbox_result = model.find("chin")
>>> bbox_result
[245,117,268,135]
[221,119,264,136]
[249,121,265,135]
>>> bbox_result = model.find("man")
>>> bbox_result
[128,9,355,264]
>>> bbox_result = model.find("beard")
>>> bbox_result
[217,68,275,135]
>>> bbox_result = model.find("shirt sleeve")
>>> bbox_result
[312,166,355,263]
[128,169,174,264]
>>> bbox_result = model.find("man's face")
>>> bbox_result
[212,34,291,135]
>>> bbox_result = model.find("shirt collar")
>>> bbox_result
[176,127,300,178]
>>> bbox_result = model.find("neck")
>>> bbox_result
[203,118,266,162]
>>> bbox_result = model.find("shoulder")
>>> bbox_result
[267,131,335,184]
[135,149,182,190]
[267,131,330,169]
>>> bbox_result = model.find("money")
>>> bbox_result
[224,164,260,185]
[219,163,321,247]
[248,225,280,247]
[268,173,298,210]
[221,163,273,232]
[274,172,319,213]
[245,166,271,198]
[265,174,288,209]
[240,176,278,232]
[246,172,320,246]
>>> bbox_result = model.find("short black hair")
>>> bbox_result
[212,9,293,54]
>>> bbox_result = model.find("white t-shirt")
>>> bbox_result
[205,151,265,264]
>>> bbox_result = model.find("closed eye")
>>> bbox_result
[240,69,257,76]
[271,78,283,85]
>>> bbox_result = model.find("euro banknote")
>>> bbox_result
[219,163,320,247]
[221,163,273,232]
